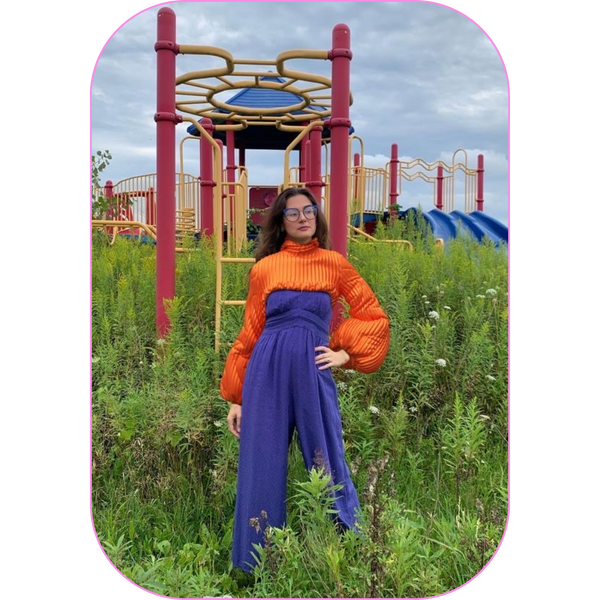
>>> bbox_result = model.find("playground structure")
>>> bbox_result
[92,7,508,344]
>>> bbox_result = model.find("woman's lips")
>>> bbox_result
[298,226,309,230]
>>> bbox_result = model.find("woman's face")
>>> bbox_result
[282,194,318,244]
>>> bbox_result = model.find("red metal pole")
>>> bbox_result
[200,117,216,235]
[226,127,236,238]
[299,122,308,184]
[328,24,352,334]
[307,126,323,204]
[104,180,114,219]
[104,180,113,200]
[328,23,352,259]
[436,165,444,210]
[146,187,156,225]
[154,7,179,337]
[476,154,485,211]
[197,138,202,214]
[389,143,399,207]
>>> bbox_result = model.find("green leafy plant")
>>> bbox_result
[246,208,265,235]
[92,232,507,598]
[92,149,113,219]
[441,394,488,502]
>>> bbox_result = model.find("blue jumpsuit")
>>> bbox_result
[231,289,361,573]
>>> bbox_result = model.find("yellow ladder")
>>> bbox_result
[175,207,196,251]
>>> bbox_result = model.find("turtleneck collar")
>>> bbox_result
[281,237,320,254]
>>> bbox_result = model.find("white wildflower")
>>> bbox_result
[486,288,498,296]
[435,358,447,368]
[425,301,430,305]
[476,294,485,299]
[139,361,144,366]
[486,375,496,381]
[157,338,166,346]
[91,356,100,364]
[337,381,348,391]
[439,290,445,296]
[422,295,428,299]
[444,306,451,310]
[428,310,439,320]
[213,421,224,428]
[346,369,357,375]
[151,362,157,368]
[409,406,418,413]
[368,405,380,415]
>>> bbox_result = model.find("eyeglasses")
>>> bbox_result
[282,205,318,222]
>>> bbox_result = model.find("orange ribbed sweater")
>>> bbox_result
[220,237,390,405]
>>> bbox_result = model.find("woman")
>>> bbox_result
[220,187,390,573]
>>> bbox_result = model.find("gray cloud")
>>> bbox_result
[92,1,508,225]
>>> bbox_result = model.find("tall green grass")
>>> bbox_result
[92,224,508,598]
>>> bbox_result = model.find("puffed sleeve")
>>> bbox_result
[219,265,266,405]
[329,254,390,373]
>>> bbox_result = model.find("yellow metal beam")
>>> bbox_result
[214,122,248,131]
[176,91,208,97]
[347,224,414,251]
[181,81,217,91]
[276,49,330,87]
[234,58,277,66]
[176,46,235,83]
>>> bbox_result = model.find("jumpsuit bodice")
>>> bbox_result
[262,290,331,344]
[247,290,332,376]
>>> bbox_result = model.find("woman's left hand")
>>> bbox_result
[315,346,350,370]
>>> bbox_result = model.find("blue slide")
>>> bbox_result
[403,207,508,246]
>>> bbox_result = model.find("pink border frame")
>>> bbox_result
[87,0,513,600]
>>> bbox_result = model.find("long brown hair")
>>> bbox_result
[254,187,331,262]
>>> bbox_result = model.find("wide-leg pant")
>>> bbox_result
[231,291,362,573]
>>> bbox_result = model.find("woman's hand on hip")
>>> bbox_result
[315,346,350,370]
[227,404,242,439]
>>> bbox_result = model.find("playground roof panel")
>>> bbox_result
[218,76,321,112]
[185,75,355,150]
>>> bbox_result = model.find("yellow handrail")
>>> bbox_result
[92,220,157,245]
[347,224,413,251]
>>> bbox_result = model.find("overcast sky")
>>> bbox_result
[92,1,508,225]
